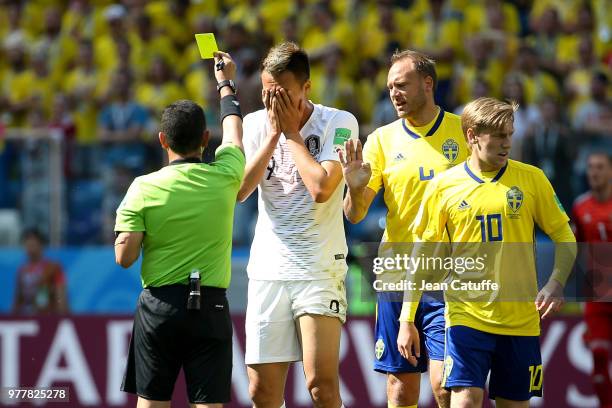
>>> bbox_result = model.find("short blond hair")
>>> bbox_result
[461,97,518,136]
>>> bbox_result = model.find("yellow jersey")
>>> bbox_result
[411,159,570,335]
[363,109,468,243]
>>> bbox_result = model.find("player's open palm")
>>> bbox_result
[339,139,371,190]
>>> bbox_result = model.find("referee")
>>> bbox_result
[114,52,244,408]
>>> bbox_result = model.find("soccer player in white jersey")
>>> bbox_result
[238,42,358,408]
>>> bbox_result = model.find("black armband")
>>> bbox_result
[220,94,242,122]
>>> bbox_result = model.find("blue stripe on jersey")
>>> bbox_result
[464,162,508,184]
[491,162,508,182]
[464,162,484,183]
[401,108,445,139]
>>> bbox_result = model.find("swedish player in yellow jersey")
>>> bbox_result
[398,97,577,407]
[341,50,468,408]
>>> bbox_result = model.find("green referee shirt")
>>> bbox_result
[115,144,245,288]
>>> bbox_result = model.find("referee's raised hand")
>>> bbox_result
[213,51,236,83]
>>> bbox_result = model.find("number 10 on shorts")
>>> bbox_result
[528,364,543,392]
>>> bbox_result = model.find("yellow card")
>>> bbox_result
[195,33,218,59]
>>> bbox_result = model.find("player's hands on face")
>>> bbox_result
[274,88,303,138]
[263,88,282,141]
[213,51,236,83]
[338,139,372,191]
[397,321,421,367]
[535,278,565,319]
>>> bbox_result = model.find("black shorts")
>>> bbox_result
[121,284,232,403]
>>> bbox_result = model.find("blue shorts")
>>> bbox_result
[373,291,445,374]
[442,325,543,401]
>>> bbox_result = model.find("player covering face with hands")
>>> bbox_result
[239,42,358,408]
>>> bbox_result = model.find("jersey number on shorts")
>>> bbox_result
[329,300,339,313]
[476,214,503,242]
[528,364,543,392]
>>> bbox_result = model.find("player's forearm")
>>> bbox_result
[344,185,368,223]
[549,223,578,286]
[237,138,276,202]
[285,135,338,203]
[221,115,243,151]
[219,87,244,152]
[400,241,440,321]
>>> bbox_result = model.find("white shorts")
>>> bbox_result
[244,278,347,365]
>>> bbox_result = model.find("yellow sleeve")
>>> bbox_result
[362,131,384,194]
[400,179,448,322]
[549,223,577,286]
[410,177,448,242]
[533,169,570,235]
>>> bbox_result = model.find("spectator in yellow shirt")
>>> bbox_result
[302,3,356,63]
[528,6,568,77]
[135,57,184,117]
[129,12,178,79]
[64,39,106,143]
[94,4,130,76]
[409,0,462,109]
[564,36,610,118]
[309,46,356,113]
[510,44,560,105]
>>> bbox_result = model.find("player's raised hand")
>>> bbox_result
[274,88,303,137]
[339,139,371,191]
[397,321,420,367]
[213,51,236,83]
[536,279,565,319]
[266,91,282,141]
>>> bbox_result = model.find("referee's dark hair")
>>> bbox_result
[160,100,206,155]
[262,42,310,84]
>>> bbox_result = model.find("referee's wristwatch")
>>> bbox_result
[216,80,236,94]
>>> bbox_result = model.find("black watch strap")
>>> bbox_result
[216,80,236,94]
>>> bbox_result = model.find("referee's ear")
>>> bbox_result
[159,131,169,150]
[201,130,210,149]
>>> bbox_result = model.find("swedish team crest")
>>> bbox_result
[375,338,385,360]
[442,139,459,163]
[506,186,524,213]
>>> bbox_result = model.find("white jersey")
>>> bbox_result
[243,103,359,280]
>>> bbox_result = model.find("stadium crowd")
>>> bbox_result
[0,0,610,245]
